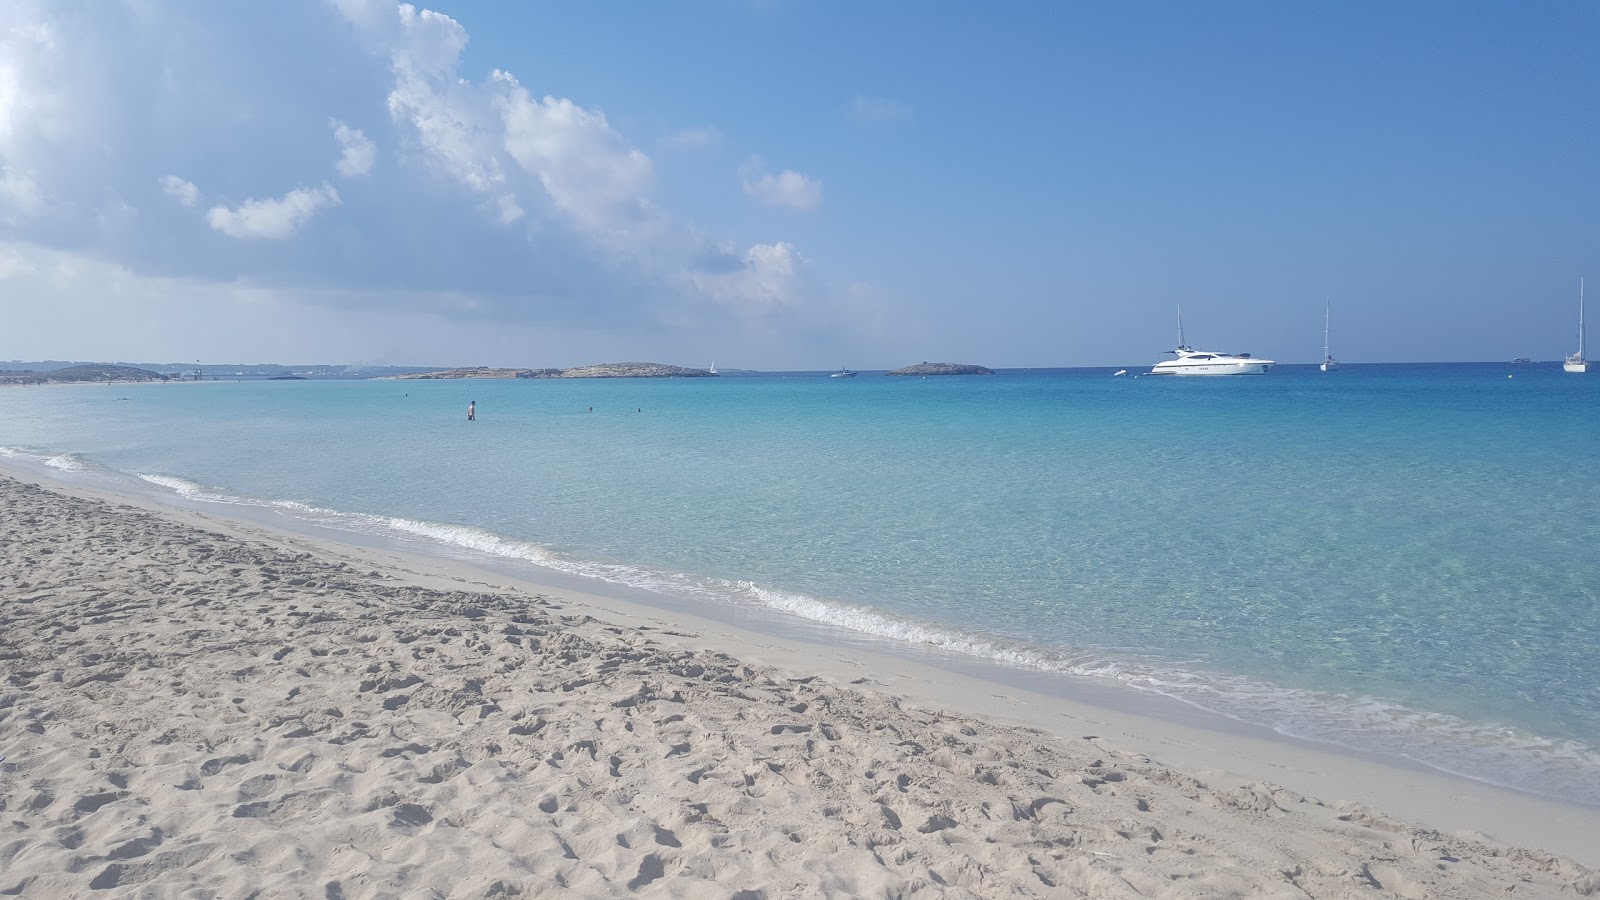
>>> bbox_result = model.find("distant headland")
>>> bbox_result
[0,364,169,385]
[382,362,716,380]
[381,367,558,380]
[0,359,1011,383]
[885,362,995,376]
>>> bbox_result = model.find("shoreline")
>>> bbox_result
[11,442,1597,817]
[2,466,1599,896]
[7,455,1600,840]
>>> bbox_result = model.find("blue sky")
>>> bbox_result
[1,1,1595,368]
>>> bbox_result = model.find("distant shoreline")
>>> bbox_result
[3,359,1588,388]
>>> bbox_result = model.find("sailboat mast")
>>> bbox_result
[1580,278,1586,359]
[1323,304,1331,359]
[1177,305,1186,350]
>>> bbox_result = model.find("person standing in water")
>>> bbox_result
[467,400,476,421]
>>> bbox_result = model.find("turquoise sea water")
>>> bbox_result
[3,364,1597,803]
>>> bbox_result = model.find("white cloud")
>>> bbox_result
[850,94,913,123]
[740,158,821,210]
[378,5,509,196]
[335,5,666,245]
[326,0,392,33]
[337,2,794,309]
[160,175,200,207]
[494,71,654,235]
[0,0,843,363]
[205,183,341,239]
[331,120,375,177]
[689,241,804,310]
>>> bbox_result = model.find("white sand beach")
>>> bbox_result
[3,467,1597,898]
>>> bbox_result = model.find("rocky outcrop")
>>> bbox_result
[550,362,715,378]
[384,367,561,380]
[0,364,169,385]
[382,363,715,380]
[886,362,995,376]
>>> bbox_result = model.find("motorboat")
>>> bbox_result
[831,368,857,378]
[1151,349,1274,375]
[1148,308,1274,375]
[1565,278,1589,374]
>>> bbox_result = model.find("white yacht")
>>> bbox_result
[1320,304,1339,372]
[1564,278,1588,374]
[1148,308,1274,375]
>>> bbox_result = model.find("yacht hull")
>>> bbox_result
[1149,361,1273,375]
[1564,360,1589,373]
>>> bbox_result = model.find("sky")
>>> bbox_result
[1,1,1596,369]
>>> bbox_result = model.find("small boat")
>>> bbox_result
[708,361,718,375]
[831,368,857,378]
[1511,357,1533,364]
[1564,278,1589,374]
[1320,304,1340,372]
[1148,307,1274,375]
[1113,369,1127,376]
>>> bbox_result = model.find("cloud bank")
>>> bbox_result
[0,0,849,364]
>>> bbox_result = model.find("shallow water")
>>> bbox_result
[4,362,1597,802]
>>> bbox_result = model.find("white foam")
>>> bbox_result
[0,446,93,474]
[27,456,1600,806]
[742,584,1600,804]
[44,453,85,472]
[377,517,568,569]
[136,473,242,503]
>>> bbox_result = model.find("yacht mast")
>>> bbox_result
[1580,278,1586,360]
[1323,304,1331,360]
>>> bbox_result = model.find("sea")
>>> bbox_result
[2,363,1597,805]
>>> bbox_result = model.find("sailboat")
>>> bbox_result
[1320,304,1340,372]
[1564,279,1589,374]
[708,360,718,375]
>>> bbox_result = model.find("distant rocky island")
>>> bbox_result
[384,362,715,380]
[556,362,715,378]
[383,367,559,380]
[0,364,169,385]
[886,362,994,376]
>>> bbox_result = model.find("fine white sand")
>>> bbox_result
[2,469,1597,898]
